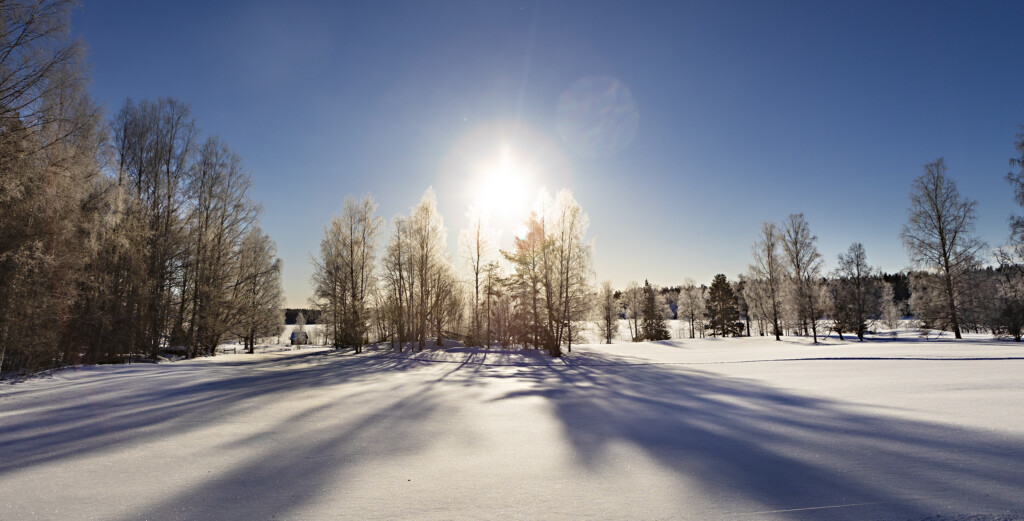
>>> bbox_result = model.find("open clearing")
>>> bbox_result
[2,334,1024,520]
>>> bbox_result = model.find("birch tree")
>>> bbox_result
[622,281,644,342]
[312,195,383,352]
[597,281,618,344]
[749,221,787,340]
[0,0,103,374]
[234,228,284,353]
[678,280,706,339]
[995,128,1024,340]
[782,213,825,343]
[459,203,496,346]
[112,98,199,357]
[832,242,881,341]
[900,158,985,339]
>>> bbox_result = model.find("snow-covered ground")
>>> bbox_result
[2,334,1023,520]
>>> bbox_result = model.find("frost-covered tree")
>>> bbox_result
[459,203,497,347]
[380,216,411,350]
[482,261,506,346]
[377,189,458,352]
[311,195,383,353]
[900,158,985,339]
[0,0,105,375]
[410,189,456,350]
[748,221,787,340]
[621,281,644,342]
[177,137,260,358]
[733,276,751,336]
[234,228,284,353]
[597,281,618,344]
[503,190,593,356]
[994,128,1024,340]
[678,280,706,339]
[113,98,200,357]
[880,284,902,332]
[782,213,825,343]
[832,243,881,341]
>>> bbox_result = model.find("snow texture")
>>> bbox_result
[2,334,1023,520]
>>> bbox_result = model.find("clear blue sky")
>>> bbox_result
[74,1,1024,306]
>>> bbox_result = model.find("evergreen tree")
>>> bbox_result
[641,280,670,341]
[706,274,742,337]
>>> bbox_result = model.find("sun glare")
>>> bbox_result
[473,147,533,228]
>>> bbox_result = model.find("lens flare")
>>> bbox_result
[556,76,640,157]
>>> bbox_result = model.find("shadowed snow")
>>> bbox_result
[1,336,1023,520]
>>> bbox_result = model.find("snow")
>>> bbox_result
[2,334,1024,520]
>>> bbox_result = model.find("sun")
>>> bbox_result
[472,147,533,227]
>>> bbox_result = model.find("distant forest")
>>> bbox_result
[284,309,320,325]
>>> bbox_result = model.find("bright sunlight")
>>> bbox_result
[471,146,534,228]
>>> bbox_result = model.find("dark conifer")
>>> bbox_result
[706,274,742,337]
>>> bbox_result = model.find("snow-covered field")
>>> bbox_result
[2,334,1024,520]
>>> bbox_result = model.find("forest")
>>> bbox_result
[0,1,284,376]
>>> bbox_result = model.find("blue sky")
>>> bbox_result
[75,1,1024,306]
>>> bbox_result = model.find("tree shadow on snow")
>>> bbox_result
[4,348,1024,520]
[480,351,1024,520]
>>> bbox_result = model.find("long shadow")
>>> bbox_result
[1,349,467,520]
[4,348,1024,520]
[0,350,437,475]
[479,350,1024,520]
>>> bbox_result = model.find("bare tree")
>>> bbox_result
[311,195,383,353]
[501,190,593,355]
[678,280,706,339]
[112,98,199,357]
[782,213,825,343]
[597,281,617,344]
[749,221,787,340]
[234,228,284,353]
[550,190,594,353]
[900,158,985,339]
[504,213,548,349]
[380,216,411,350]
[408,188,453,350]
[459,203,496,346]
[994,128,1024,340]
[880,283,902,333]
[178,137,260,357]
[0,0,105,375]
[622,281,644,342]
[832,242,881,341]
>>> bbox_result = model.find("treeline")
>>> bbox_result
[309,138,1024,352]
[627,146,1024,344]
[0,1,283,377]
[311,189,594,357]
[284,309,320,325]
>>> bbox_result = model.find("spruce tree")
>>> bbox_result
[706,274,742,337]
[641,280,670,341]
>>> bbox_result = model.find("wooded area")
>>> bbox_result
[0,1,283,376]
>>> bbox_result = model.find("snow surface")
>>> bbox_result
[2,334,1024,520]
